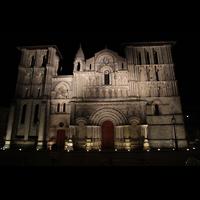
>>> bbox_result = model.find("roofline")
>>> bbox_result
[121,41,177,48]
[17,45,63,59]
[94,47,119,56]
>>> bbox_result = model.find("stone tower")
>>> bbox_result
[123,41,186,148]
[5,45,63,149]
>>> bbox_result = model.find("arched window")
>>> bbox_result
[104,70,110,85]
[37,88,40,98]
[155,104,159,116]
[138,52,142,65]
[154,51,158,64]
[122,63,124,69]
[77,62,80,71]
[63,103,66,113]
[57,103,60,113]
[42,56,47,67]
[146,52,150,64]
[25,88,28,98]
[21,104,27,124]
[31,56,35,68]
[156,69,159,81]
[34,104,39,124]
[90,64,92,70]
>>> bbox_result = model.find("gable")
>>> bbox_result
[95,48,119,58]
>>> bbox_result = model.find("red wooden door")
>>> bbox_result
[57,130,65,148]
[102,121,114,149]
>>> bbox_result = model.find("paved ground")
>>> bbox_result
[0,148,200,166]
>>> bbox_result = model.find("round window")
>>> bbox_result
[59,122,64,127]
[105,70,109,75]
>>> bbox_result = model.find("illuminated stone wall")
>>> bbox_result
[5,42,187,150]
[5,46,62,149]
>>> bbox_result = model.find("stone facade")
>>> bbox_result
[4,42,187,150]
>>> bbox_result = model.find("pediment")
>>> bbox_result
[94,48,119,64]
[94,48,125,63]
[95,48,119,57]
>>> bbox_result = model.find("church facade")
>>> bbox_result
[4,42,187,150]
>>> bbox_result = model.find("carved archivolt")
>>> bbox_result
[128,117,141,125]
[52,117,68,127]
[75,117,88,125]
[152,99,162,105]
[89,108,127,125]
[100,65,114,73]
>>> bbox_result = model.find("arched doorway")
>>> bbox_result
[57,130,65,149]
[102,121,114,149]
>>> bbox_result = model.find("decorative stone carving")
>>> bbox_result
[104,57,109,65]
[56,86,68,99]
[98,55,114,65]
[25,73,31,84]
[99,89,104,98]
[37,73,43,84]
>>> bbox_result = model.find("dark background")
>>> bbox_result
[1,32,199,108]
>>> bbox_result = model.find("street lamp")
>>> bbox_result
[172,116,178,150]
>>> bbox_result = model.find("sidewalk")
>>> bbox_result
[0,148,200,166]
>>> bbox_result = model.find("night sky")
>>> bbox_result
[1,32,199,109]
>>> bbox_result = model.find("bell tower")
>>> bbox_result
[73,44,86,98]
[5,45,63,149]
[73,44,85,72]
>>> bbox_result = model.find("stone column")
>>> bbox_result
[69,125,75,138]
[67,125,75,150]
[110,73,114,85]
[20,49,27,66]
[141,125,151,150]
[86,126,91,138]
[47,47,56,65]
[96,126,101,149]
[85,138,92,150]
[167,46,173,64]
[115,126,120,149]
[163,47,168,64]
[123,126,131,150]
[140,102,147,124]
[116,126,128,150]
[80,61,83,72]
[73,61,77,72]
[4,101,16,149]
[141,48,146,65]
[158,47,163,64]
[24,100,32,141]
[85,126,94,150]
[60,104,63,113]
[37,102,46,149]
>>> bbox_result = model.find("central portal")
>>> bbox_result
[102,121,114,149]
[57,130,65,149]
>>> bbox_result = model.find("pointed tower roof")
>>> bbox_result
[75,44,85,61]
